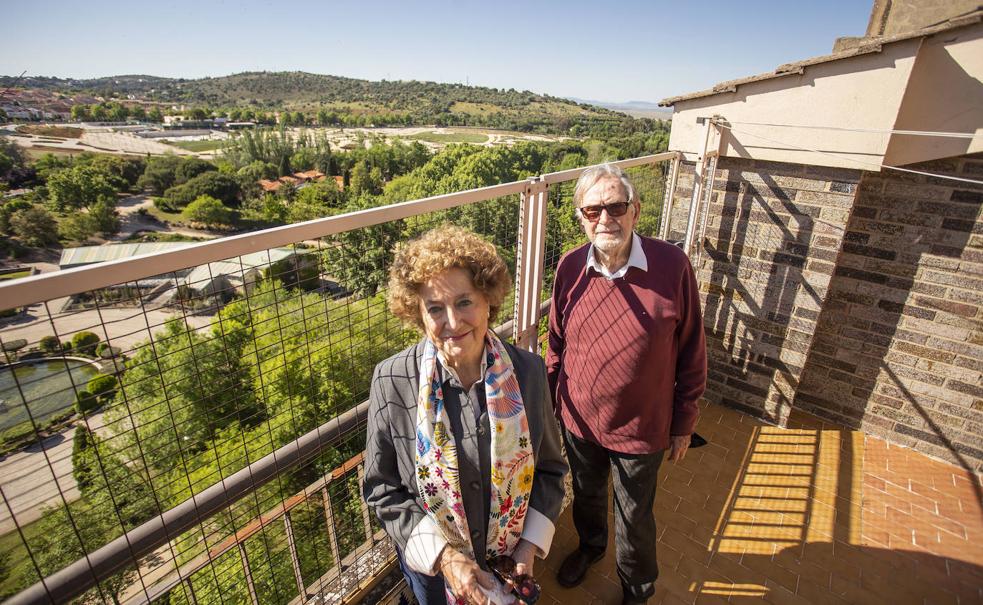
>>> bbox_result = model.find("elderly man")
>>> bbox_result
[547,164,706,605]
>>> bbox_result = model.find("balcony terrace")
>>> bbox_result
[0,152,980,605]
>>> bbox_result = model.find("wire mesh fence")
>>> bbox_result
[0,154,675,604]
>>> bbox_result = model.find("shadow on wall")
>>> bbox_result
[792,154,983,500]
[699,158,849,426]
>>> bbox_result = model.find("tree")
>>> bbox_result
[0,136,32,188]
[9,206,58,246]
[182,195,234,227]
[72,425,96,490]
[147,107,163,123]
[77,153,145,191]
[327,194,403,296]
[89,199,121,235]
[31,434,156,603]
[175,157,216,184]
[137,155,183,194]
[0,199,31,234]
[105,318,261,474]
[286,181,343,223]
[348,160,382,196]
[164,171,241,208]
[46,164,117,212]
[236,160,278,183]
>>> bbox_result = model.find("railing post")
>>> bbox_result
[683,117,721,256]
[691,154,719,271]
[659,152,682,240]
[282,511,306,599]
[321,486,343,574]
[513,177,549,351]
[237,543,259,605]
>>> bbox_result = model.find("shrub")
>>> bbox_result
[87,373,118,403]
[182,195,234,227]
[1,338,27,352]
[95,342,121,359]
[71,331,100,355]
[154,197,176,213]
[74,390,99,415]
[39,335,61,354]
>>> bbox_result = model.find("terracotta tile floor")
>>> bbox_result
[537,402,983,604]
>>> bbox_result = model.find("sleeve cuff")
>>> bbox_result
[404,517,449,575]
[519,507,556,559]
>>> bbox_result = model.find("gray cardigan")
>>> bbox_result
[362,339,568,565]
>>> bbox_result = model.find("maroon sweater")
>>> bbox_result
[546,236,706,454]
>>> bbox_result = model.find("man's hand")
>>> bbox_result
[668,435,690,462]
[438,545,496,604]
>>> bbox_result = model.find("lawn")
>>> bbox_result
[163,139,227,152]
[144,204,184,224]
[0,270,31,280]
[400,131,488,144]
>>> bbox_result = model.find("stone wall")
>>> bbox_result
[667,154,983,473]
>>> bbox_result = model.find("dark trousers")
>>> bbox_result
[397,547,447,605]
[563,429,665,601]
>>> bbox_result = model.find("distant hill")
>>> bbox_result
[568,98,673,120]
[0,71,666,136]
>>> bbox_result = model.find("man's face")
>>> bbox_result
[577,176,639,257]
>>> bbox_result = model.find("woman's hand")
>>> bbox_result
[438,546,497,604]
[510,539,538,578]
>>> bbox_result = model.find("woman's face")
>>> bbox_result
[418,267,490,371]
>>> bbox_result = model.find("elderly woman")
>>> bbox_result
[363,225,568,605]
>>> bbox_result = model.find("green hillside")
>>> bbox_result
[1,71,663,136]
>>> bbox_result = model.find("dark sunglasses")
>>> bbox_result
[487,555,541,604]
[578,201,631,221]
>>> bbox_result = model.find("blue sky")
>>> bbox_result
[1,0,872,103]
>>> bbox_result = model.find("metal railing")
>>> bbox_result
[0,152,679,605]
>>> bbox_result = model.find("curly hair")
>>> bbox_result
[387,225,511,331]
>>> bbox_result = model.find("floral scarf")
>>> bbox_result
[415,332,534,568]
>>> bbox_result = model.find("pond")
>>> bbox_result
[0,359,101,432]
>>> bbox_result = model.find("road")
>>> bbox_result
[0,412,106,534]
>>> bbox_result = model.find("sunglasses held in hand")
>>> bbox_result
[487,555,541,604]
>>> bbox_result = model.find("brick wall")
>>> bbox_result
[668,154,983,473]
[668,157,862,425]
[795,154,983,472]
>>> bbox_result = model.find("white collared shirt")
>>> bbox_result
[586,232,648,279]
